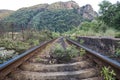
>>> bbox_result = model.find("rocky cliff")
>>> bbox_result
[78,4,98,20]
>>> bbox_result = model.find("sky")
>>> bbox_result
[0,0,119,12]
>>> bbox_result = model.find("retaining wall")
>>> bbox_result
[77,36,120,54]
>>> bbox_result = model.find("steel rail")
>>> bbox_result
[0,39,56,79]
[0,37,120,79]
[66,38,120,79]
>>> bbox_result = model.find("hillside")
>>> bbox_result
[0,10,14,20]
[0,1,98,32]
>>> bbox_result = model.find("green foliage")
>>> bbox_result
[52,32,60,38]
[115,32,120,38]
[115,42,120,57]
[115,41,120,57]
[99,0,120,30]
[0,39,29,53]
[66,45,79,57]
[30,9,82,32]
[0,30,54,53]
[23,29,53,43]
[2,8,40,30]
[51,44,80,63]
[0,9,84,33]
[26,39,39,46]
[15,42,29,53]
[101,66,116,80]
[80,39,84,44]
[0,2,97,33]
[63,19,117,37]
[79,48,86,56]
[0,29,54,64]
[0,50,18,64]
[70,36,77,40]
[80,21,91,31]
[80,20,108,33]
[115,48,120,57]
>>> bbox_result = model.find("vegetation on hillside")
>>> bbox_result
[0,10,13,20]
[64,0,120,37]
[0,9,85,33]
[63,20,116,37]
[30,9,83,32]
[0,1,97,33]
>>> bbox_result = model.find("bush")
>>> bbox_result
[79,48,86,56]
[101,66,116,80]
[27,39,39,46]
[115,32,120,38]
[70,36,77,41]
[115,48,120,57]
[80,39,84,44]
[50,44,80,63]
[15,42,29,53]
[52,32,60,38]
[0,50,18,64]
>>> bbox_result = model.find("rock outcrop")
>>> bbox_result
[47,1,79,10]
[78,4,98,20]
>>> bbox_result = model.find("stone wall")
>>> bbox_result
[77,36,120,54]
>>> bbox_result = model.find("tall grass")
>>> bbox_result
[64,28,116,37]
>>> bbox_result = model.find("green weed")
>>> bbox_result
[50,44,80,63]
[80,39,84,45]
[115,48,120,57]
[101,66,116,80]
[79,48,86,56]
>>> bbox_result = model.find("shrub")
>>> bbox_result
[115,32,120,38]
[0,50,18,64]
[115,48,120,57]
[80,39,84,44]
[51,44,64,59]
[101,66,116,80]
[27,39,39,46]
[79,48,86,56]
[50,44,80,63]
[52,32,60,38]
[70,36,77,40]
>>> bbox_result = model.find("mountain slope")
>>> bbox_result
[29,10,82,32]
[1,1,98,32]
[0,10,14,20]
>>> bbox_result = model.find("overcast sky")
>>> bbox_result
[0,0,119,12]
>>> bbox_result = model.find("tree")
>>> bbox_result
[98,0,120,30]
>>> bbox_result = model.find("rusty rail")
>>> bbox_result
[66,38,120,79]
[0,39,56,79]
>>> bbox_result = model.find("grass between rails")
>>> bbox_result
[50,43,86,64]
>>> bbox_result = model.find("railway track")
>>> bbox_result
[0,37,120,80]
